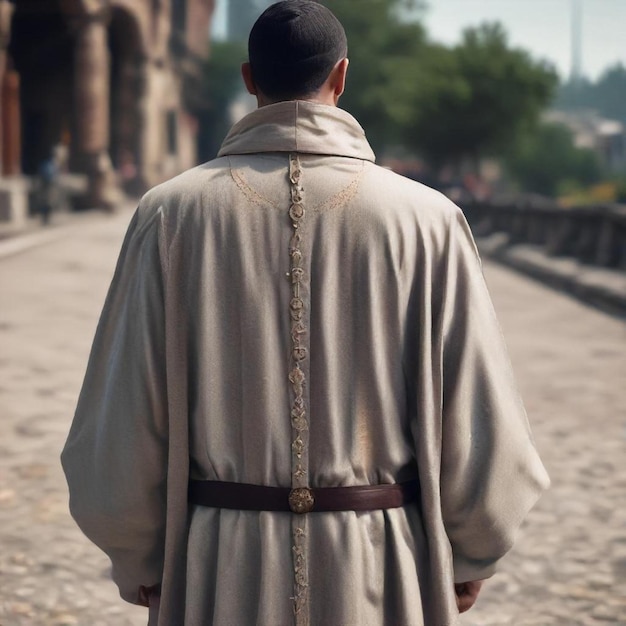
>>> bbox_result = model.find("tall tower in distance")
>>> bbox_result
[570,0,583,83]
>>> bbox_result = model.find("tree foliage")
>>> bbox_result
[320,0,427,152]
[505,122,602,197]
[200,0,559,177]
[197,40,247,161]
[321,4,557,170]
[409,24,558,171]
[556,63,626,123]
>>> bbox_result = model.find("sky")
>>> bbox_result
[423,0,626,80]
[213,0,626,82]
[211,1,228,39]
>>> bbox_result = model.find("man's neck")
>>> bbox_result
[257,93,338,108]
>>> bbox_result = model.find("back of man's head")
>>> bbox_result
[248,0,348,101]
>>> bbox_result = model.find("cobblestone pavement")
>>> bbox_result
[0,209,624,626]
[460,255,626,625]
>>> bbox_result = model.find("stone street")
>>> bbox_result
[0,208,624,626]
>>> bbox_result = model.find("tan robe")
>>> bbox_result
[62,100,549,626]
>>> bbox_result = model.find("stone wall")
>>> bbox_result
[464,198,626,315]
[465,199,626,271]
[0,0,214,216]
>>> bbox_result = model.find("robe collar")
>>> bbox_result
[218,100,376,162]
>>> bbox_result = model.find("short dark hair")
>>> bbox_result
[248,1,348,101]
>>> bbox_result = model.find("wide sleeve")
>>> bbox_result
[61,205,169,604]
[438,207,550,584]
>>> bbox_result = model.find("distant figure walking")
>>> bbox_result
[36,154,58,225]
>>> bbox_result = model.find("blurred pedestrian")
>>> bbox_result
[61,2,549,625]
[36,152,58,225]
[119,147,140,195]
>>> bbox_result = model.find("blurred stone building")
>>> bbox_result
[546,109,626,174]
[0,0,214,213]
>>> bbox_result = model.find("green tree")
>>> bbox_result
[198,2,560,178]
[408,23,558,172]
[505,122,602,197]
[197,40,248,161]
[557,63,626,123]
[594,64,626,122]
[321,0,427,152]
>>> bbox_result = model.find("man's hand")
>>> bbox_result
[138,584,161,608]
[454,580,484,613]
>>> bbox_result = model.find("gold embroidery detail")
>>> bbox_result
[292,322,306,341]
[288,154,309,625]
[292,518,308,622]
[289,367,305,384]
[292,436,305,458]
[293,347,308,361]
[290,298,305,319]
[294,465,307,480]
[229,162,280,210]
[291,267,305,284]
[289,488,315,514]
[289,203,305,222]
[314,160,365,213]
[292,417,308,433]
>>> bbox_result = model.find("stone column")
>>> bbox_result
[0,0,14,175]
[1,67,19,176]
[134,56,153,192]
[73,9,117,209]
[136,58,167,190]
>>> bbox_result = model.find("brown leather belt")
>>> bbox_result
[188,479,420,514]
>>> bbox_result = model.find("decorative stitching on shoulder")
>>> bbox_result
[229,158,281,210]
[313,160,365,213]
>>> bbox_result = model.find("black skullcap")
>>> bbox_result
[249,0,348,100]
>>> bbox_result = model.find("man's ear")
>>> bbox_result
[332,58,349,101]
[241,62,257,96]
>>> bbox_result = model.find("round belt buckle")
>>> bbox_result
[289,487,314,514]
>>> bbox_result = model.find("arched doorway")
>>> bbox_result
[108,6,145,194]
[9,0,74,176]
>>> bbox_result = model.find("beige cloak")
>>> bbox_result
[62,100,549,626]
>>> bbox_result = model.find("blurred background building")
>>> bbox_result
[545,110,626,174]
[226,0,271,42]
[0,0,625,228]
[0,0,214,214]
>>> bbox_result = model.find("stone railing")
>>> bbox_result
[463,198,626,271]
[0,177,29,229]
